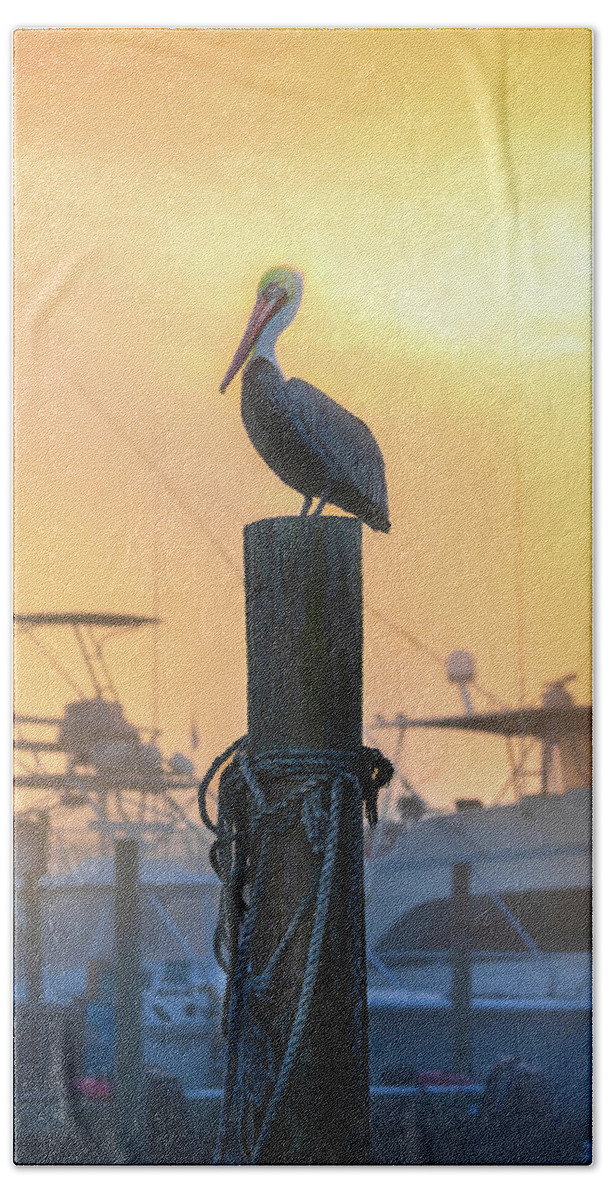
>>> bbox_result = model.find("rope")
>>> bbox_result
[198,739,392,1165]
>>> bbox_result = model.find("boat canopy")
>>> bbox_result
[407,705,591,741]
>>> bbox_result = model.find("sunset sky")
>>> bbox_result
[13,28,592,811]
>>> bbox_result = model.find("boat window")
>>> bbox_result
[375,886,591,955]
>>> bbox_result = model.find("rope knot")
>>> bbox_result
[300,781,331,852]
[197,735,394,1164]
[358,745,394,826]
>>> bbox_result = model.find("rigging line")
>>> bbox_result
[52,824,73,875]
[370,605,512,713]
[457,35,527,724]
[19,627,87,699]
[159,790,204,834]
[147,892,197,963]
[95,628,146,705]
[152,519,160,738]
[14,752,40,776]
[512,456,527,708]
[495,39,527,714]
[88,631,121,703]
[367,604,446,667]
[489,771,517,807]
[470,678,505,708]
[72,623,103,697]
[504,736,521,804]
[385,765,424,795]
[69,378,241,583]
[370,609,511,714]
[77,624,113,699]
[114,790,128,823]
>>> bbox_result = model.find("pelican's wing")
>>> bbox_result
[285,377,390,530]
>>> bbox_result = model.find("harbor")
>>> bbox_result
[13,612,591,1164]
[13,27,592,1168]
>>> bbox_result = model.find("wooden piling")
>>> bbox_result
[114,838,146,1164]
[17,812,48,1004]
[451,861,472,1077]
[242,515,368,1164]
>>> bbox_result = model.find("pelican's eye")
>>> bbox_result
[261,281,289,307]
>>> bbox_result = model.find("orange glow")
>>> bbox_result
[13,29,591,810]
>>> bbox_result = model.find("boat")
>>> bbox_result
[364,674,591,1142]
[13,612,225,1092]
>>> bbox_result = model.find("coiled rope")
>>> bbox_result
[198,739,392,1164]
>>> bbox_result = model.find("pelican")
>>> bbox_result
[220,267,390,532]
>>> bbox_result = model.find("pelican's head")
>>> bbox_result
[220,266,304,393]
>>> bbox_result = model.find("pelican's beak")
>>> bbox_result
[220,286,288,393]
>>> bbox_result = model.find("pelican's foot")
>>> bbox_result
[300,495,313,517]
[312,491,328,516]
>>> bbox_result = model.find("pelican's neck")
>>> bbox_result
[251,321,283,375]
[250,278,303,379]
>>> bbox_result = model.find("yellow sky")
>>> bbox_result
[13,28,592,810]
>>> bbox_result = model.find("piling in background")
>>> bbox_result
[451,861,472,1077]
[114,837,146,1163]
[18,811,49,1005]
